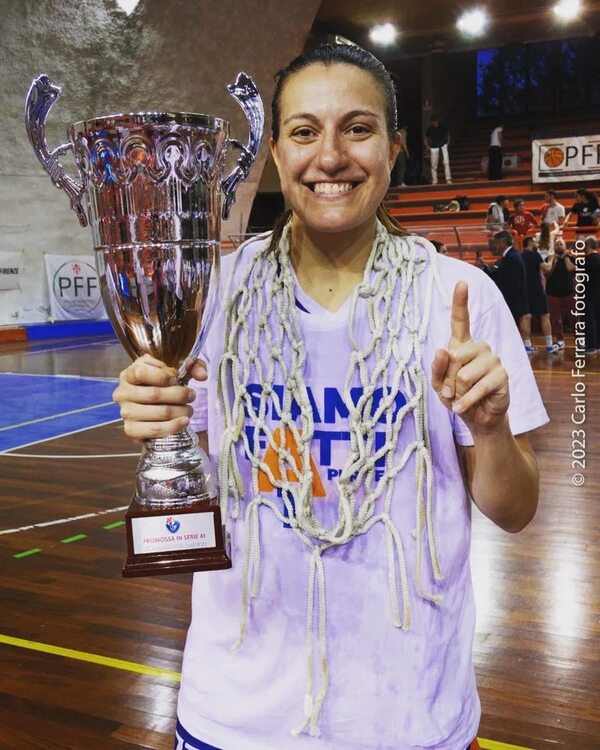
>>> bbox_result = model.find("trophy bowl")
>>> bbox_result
[25,74,264,577]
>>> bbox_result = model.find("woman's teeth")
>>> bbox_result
[312,182,355,195]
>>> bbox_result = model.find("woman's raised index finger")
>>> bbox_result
[450,281,471,344]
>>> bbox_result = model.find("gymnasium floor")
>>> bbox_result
[0,335,598,749]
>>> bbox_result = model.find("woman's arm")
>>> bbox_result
[431,282,540,533]
[457,430,538,532]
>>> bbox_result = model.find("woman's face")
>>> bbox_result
[270,63,400,236]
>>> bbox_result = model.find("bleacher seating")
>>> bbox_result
[386,114,600,263]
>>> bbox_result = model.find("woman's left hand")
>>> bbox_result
[431,281,510,434]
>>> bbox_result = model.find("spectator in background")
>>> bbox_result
[479,230,528,327]
[544,238,575,349]
[564,188,599,229]
[424,114,452,185]
[539,189,565,251]
[392,125,409,187]
[509,198,537,250]
[540,189,565,228]
[536,223,553,260]
[583,236,600,355]
[486,195,509,232]
[488,124,503,180]
[430,239,448,254]
[520,236,558,354]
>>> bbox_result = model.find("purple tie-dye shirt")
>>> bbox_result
[178,234,548,750]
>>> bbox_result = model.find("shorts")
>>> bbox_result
[528,294,549,316]
[174,719,481,750]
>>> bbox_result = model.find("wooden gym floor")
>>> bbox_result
[0,335,598,750]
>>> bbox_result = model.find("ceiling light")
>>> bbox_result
[115,0,140,15]
[553,0,583,21]
[456,9,489,37]
[369,23,398,46]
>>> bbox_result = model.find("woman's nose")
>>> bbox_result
[314,131,349,172]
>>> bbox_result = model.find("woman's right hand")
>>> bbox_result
[112,354,207,442]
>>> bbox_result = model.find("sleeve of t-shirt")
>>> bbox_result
[452,293,550,446]
[189,373,208,433]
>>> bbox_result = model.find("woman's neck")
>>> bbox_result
[288,215,378,312]
[290,215,377,275]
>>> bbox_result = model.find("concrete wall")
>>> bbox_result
[0,0,319,325]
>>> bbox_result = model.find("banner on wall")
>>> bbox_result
[0,251,24,291]
[44,255,107,321]
[532,135,600,183]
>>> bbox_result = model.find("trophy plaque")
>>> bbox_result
[25,73,264,577]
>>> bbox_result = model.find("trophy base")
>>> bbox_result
[123,495,232,578]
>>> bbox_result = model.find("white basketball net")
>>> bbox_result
[217,220,448,737]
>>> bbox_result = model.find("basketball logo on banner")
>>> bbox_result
[44,255,106,320]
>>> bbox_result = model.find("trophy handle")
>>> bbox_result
[221,72,265,220]
[25,74,87,227]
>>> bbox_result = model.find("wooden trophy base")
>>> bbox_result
[123,495,231,578]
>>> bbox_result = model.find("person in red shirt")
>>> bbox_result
[509,198,537,250]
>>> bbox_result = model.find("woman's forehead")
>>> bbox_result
[279,63,387,121]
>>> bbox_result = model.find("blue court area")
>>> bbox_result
[0,373,121,453]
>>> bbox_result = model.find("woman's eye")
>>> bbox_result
[347,124,371,136]
[293,127,316,138]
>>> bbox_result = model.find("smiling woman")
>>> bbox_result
[113,42,549,750]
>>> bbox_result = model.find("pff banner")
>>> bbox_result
[0,251,24,291]
[532,134,600,183]
[44,254,107,321]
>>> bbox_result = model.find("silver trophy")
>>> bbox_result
[25,73,264,577]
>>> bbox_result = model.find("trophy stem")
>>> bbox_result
[136,427,217,506]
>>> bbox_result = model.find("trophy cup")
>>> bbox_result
[25,73,264,577]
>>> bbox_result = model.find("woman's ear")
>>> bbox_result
[269,138,280,171]
[389,131,402,170]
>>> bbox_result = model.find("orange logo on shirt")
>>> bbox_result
[258,426,326,496]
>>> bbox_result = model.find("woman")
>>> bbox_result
[564,188,599,229]
[114,44,548,750]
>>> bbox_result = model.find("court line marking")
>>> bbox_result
[0,339,118,358]
[0,401,115,432]
[0,416,122,454]
[13,548,42,559]
[0,632,531,750]
[0,634,181,682]
[1,371,118,382]
[61,534,87,544]
[0,452,139,458]
[478,741,534,750]
[104,520,126,530]
[0,505,129,535]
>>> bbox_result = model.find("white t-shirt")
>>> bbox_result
[487,202,505,224]
[490,127,502,147]
[542,202,565,225]
[181,233,549,750]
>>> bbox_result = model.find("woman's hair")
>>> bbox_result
[576,188,599,209]
[265,43,407,253]
[271,43,398,141]
[539,222,551,250]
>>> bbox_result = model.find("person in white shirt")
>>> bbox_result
[486,194,509,232]
[488,125,503,180]
[113,44,547,750]
[540,189,565,228]
[537,190,566,253]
